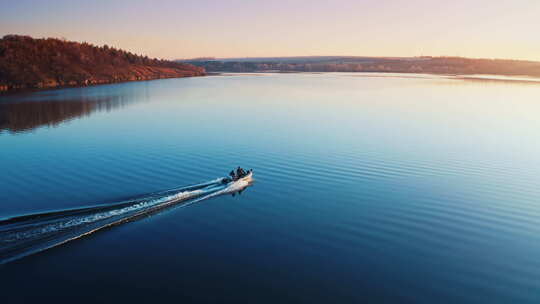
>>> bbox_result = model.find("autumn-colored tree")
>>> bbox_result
[0,35,205,91]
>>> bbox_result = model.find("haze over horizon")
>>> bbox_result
[1,0,539,61]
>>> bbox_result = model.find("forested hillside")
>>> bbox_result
[0,35,205,92]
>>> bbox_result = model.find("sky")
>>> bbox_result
[1,0,539,61]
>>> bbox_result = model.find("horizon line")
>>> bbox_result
[177,55,540,63]
[3,34,539,64]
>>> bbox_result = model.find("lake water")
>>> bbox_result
[1,73,539,303]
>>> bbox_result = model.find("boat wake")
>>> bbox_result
[0,176,253,265]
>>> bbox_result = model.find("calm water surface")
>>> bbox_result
[1,73,539,303]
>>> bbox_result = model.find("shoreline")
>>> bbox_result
[0,73,206,95]
[3,71,539,95]
[209,70,540,84]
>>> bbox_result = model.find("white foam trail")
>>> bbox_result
[180,178,252,208]
[0,176,254,264]
[1,188,208,243]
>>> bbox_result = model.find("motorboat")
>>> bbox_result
[222,169,253,184]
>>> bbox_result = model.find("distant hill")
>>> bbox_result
[0,35,205,92]
[181,56,540,77]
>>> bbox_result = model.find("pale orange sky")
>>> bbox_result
[1,0,539,61]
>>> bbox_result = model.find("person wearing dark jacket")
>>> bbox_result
[236,167,243,178]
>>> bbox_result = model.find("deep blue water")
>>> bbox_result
[1,73,539,303]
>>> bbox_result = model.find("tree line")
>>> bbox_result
[0,35,205,91]
[185,56,540,77]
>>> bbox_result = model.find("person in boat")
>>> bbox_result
[236,167,244,178]
[229,170,236,179]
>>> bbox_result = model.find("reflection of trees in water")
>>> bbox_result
[0,95,132,133]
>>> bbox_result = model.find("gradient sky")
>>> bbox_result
[1,0,539,60]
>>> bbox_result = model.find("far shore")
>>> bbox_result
[208,71,540,85]
[4,71,540,96]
